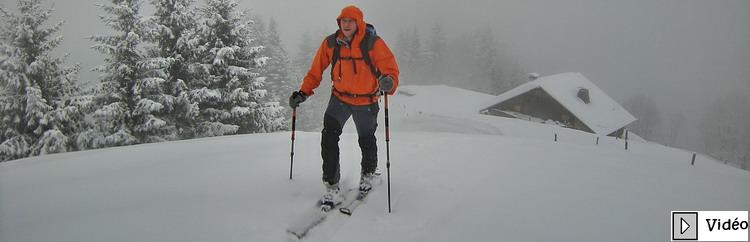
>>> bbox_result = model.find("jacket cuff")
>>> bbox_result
[299,89,313,96]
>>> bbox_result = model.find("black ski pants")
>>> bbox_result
[321,95,379,185]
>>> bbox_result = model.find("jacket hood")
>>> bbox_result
[336,5,366,46]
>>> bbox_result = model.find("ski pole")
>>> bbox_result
[290,107,297,180]
[382,91,392,213]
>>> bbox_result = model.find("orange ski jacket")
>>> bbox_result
[299,5,400,106]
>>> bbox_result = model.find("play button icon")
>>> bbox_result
[681,218,690,234]
[673,212,698,240]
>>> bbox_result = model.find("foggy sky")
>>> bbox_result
[3,0,749,148]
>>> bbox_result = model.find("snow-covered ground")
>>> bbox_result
[1,85,748,242]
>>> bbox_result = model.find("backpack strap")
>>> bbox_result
[360,30,382,79]
[326,33,340,81]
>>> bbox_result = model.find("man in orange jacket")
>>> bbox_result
[288,5,399,208]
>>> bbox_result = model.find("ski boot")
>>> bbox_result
[358,172,380,199]
[320,182,343,211]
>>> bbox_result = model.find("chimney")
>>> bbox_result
[528,73,540,81]
[577,88,590,104]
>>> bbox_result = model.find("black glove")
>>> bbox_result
[288,91,307,108]
[378,76,394,92]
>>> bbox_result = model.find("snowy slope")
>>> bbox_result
[1,86,749,242]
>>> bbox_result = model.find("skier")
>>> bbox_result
[288,5,400,209]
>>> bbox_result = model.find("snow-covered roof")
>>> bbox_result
[481,72,636,135]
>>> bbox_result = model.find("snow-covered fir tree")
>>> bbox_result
[443,26,523,95]
[425,22,447,85]
[494,57,527,94]
[181,0,282,137]
[292,31,320,81]
[80,0,175,149]
[264,18,295,102]
[147,0,200,138]
[624,93,662,141]
[0,0,82,161]
[249,15,287,131]
[395,26,425,85]
[471,26,503,94]
[292,30,331,132]
[701,91,750,170]
[261,18,294,129]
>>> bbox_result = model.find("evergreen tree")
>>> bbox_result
[495,57,526,93]
[148,0,199,138]
[701,91,750,170]
[264,18,294,104]
[442,25,527,95]
[394,28,408,82]
[0,0,81,161]
[472,27,502,94]
[443,29,474,91]
[425,22,447,85]
[247,15,289,132]
[666,112,685,146]
[292,31,315,81]
[261,18,294,129]
[491,31,526,94]
[395,26,424,84]
[623,93,662,140]
[292,31,328,131]
[80,0,174,149]
[181,0,282,137]
[450,26,524,95]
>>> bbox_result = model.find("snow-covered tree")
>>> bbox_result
[701,91,750,170]
[494,57,527,94]
[80,0,175,149]
[263,18,294,104]
[292,31,329,132]
[472,27,503,94]
[259,18,294,130]
[424,22,447,85]
[292,32,312,75]
[395,26,425,85]
[180,0,282,137]
[147,0,199,138]
[0,0,82,161]
[623,93,662,141]
[245,15,289,133]
[442,25,526,95]
[665,112,685,146]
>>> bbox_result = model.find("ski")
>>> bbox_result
[286,187,358,239]
[339,174,382,216]
[338,191,370,216]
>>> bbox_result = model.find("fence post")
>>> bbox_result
[596,137,599,145]
[624,130,629,150]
